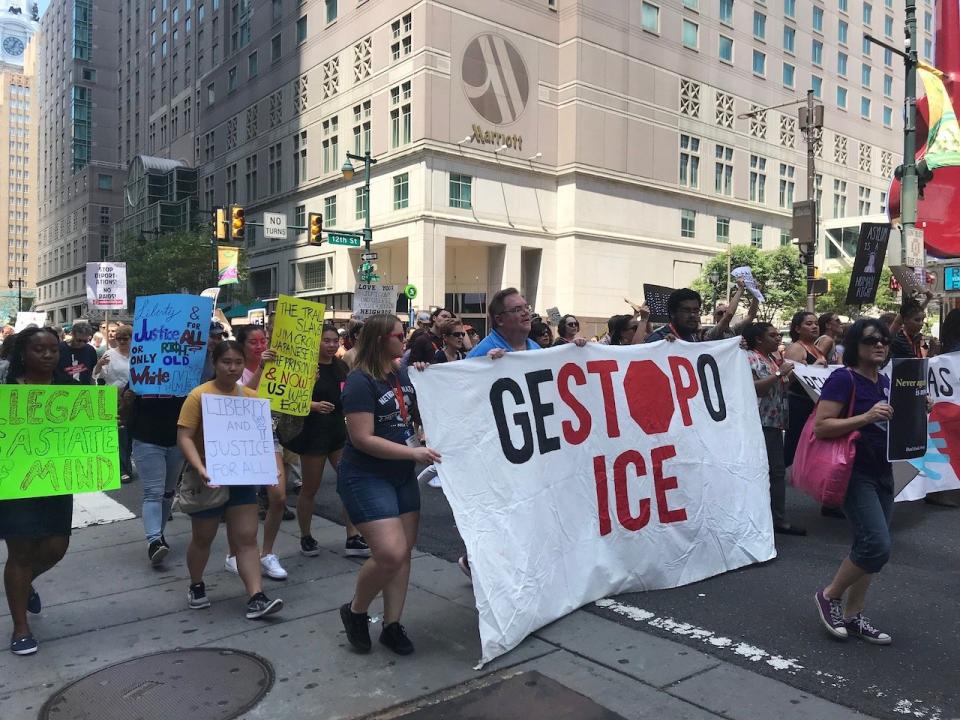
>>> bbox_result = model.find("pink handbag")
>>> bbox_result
[791,370,859,508]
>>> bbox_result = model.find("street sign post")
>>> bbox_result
[263,212,287,240]
[904,226,925,268]
[327,232,362,247]
[361,252,378,261]
[404,284,418,300]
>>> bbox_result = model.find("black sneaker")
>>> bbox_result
[379,622,414,655]
[27,586,41,615]
[246,592,283,619]
[282,507,295,521]
[344,535,371,558]
[148,539,169,566]
[187,582,211,610]
[339,603,371,652]
[300,535,320,557]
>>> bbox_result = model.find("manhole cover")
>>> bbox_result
[395,671,626,720]
[39,648,273,720]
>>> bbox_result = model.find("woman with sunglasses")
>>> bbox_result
[743,322,805,536]
[553,315,581,346]
[813,319,895,645]
[434,321,467,363]
[529,320,553,349]
[338,314,440,656]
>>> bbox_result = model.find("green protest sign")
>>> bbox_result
[0,386,120,500]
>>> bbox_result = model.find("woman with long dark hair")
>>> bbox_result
[337,314,440,656]
[813,319,894,644]
[783,311,829,474]
[529,320,553,349]
[552,315,580,346]
[1,327,78,655]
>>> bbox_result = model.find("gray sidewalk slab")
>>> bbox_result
[0,517,879,720]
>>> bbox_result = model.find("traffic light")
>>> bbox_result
[230,205,245,241]
[308,212,323,245]
[212,207,227,241]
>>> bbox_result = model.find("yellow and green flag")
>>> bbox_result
[217,247,239,286]
[918,62,960,170]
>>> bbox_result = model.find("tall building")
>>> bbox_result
[34,0,125,325]
[103,0,923,331]
[0,0,38,323]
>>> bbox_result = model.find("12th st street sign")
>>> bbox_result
[327,232,362,247]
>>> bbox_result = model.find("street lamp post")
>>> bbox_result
[8,277,24,312]
[342,150,379,283]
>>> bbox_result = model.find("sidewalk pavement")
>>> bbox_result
[0,515,879,720]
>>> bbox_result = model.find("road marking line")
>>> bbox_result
[71,492,135,529]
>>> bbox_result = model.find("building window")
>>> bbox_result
[393,173,409,209]
[268,142,282,195]
[719,0,733,23]
[207,82,215,105]
[390,81,412,147]
[838,52,848,77]
[924,10,932,32]
[679,134,700,188]
[271,33,281,62]
[681,209,696,239]
[783,25,795,54]
[682,19,698,49]
[837,86,848,109]
[297,257,333,292]
[858,186,872,215]
[812,39,823,66]
[294,205,305,237]
[838,19,848,45]
[325,0,336,24]
[884,14,893,37]
[861,96,871,119]
[863,2,873,25]
[321,116,338,173]
[390,13,413,60]
[779,163,795,208]
[780,229,791,246]
[753,11,765,40]
[885,48,893,67]
[227,65,238,92]
[355,186,368,220]
[97,174,113,190]
[640,1,659,33]
[750,223,763,248]
[752,49,766,76]
[324,195,336,227]
[833,179,847,217]
[782,62,795,88]
[352,100,372,154]
[715,144,733,195]
[749,155,766,203]
[861,64,871,88]
[449,173,472,209]
[296,15,307,44]
[812,75,823,98]
[813,6,823,32]
[784,0,795,19]
[883,74,893,97]
[716,216,730,243]
[718,34,733,62]
[682,0,697,8]
[293,130,307,185]
[883,105,893,127]
[245,154,259,201]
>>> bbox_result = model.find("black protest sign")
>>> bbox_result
[643,284,675,323]
[887,358,929,462]
[845,223,891,306]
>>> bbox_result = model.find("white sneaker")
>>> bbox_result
[224,555,238,575]
[418,464,439,486]
[260,553,288,580]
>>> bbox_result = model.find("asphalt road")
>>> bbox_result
[111,467,959,720]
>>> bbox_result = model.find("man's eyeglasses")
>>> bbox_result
[446,331,465,337]
[501,304,532,316]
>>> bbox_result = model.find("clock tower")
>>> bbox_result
[0,1,37,68]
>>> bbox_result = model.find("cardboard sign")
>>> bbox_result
[546,307,563,326]
[353,283,398,319]
[130,294,214,396]
[642,284,675,323]
[731,266,765,303]
[888,358,929,461]
[201,394,277,486]
[0,386,120,500]
[845,223,891,306]
[411,338,774,666]
[85,262,128,309]
[13,311,47,333]
[259,294,325,416]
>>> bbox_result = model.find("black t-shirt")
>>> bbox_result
[341,367,416,479]
[890,330,921,359]
[58,342,98,385]
[433,347,465,363]
[129,395,187,447]
[409,330,443,364]
[300,359,349,434]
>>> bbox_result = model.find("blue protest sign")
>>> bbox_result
[130,294,214,396]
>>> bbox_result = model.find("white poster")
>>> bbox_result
[200,287,221,318]
[731,266,765,303]
[85,262,128,309]
[13,311,47,332]
[201,394,278,487]
[411,338,775,666]
[353,283,398,319]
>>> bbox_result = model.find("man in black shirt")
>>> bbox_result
[645,288,703,343]
[58,320,98,384]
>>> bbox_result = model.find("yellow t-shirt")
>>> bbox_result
[177,380,258,461]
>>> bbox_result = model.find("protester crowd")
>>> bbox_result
[0,277,951,658]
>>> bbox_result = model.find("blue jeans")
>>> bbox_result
[843,468,894,574]
[133,440,185,543]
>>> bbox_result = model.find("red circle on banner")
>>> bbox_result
[624,360,675,435]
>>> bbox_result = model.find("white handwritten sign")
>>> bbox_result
[353,283,398,319]
[201,394,277,486]
[86,262,128,309]
[13,311,47,333]
[731,266,765,303]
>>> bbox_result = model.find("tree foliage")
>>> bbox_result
[115,230,251,304]
[815,267,900,319]
[692,245,807,324]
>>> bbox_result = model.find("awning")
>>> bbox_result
[223,300,267,319]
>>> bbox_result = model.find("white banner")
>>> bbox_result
[201,394,277,486]
[13,311,47,333]
[411,338,775,666]
[85,262,128,309]
[353,283,398,319]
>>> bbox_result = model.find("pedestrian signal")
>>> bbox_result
[230,205,245,241]
[308,212,323,245]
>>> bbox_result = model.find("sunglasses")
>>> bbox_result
[859,336,890,346]
[446,331,465,337]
